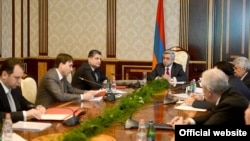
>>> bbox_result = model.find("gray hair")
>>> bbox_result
[163,50,175,60]
[201,68,229,93]
[233,56,250,70]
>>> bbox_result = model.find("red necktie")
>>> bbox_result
[166,67,169,75]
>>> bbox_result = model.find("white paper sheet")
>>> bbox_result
[13,121,52,131]
[41,114,70,120]
[175,103,207,112]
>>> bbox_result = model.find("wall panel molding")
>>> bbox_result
[107,0,116,58]
[38,0,48,55]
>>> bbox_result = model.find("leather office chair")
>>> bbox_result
[167,46,189,78]
[21,77,37,103]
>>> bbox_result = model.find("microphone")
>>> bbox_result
[111,73,141,88]
[62,107,82,126]
[79,77,116,102]
[163,82,191,104]
[124,118,173,130]
[78,77,103,87]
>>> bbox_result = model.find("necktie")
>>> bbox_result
[60,79,65,92]
[94,71,98,81]
[166,67,170,75]
[6,91,16,112]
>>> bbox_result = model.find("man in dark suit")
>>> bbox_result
[35,53,99,107]
[185,61,250,110]
[147,50,187,83]
[233,56,250,90]
[71,50,107,90]
[168,68,249,126]
[0,58,46,123]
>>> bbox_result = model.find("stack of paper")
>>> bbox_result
[13,121,52,131]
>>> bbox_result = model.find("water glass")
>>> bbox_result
[142,72,147,85]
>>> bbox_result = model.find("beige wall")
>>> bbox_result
[1,0,180,61]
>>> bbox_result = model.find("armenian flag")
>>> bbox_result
[152,0,166,69]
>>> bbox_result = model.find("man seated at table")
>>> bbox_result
[184,61,250,110]
[0,58,46,123]
[35,53,99,107]
[147,50,187,83]
[168,68,249,126]
[232,56,250,90]
[71,49,107,90]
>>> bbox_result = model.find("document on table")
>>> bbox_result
[175,103,207,112]
[41,114,70,120]
[13,121,52,131]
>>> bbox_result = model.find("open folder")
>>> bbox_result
[41,106,85,120]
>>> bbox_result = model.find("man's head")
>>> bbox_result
[54,53,73,77]
[232,56,250,78]
[0,58,24,89]
[162,50,175,67]
[200,68,229,105]
[88,50,102,69]
[213,61,234,76]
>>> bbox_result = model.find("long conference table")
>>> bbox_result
[14,84,206,141]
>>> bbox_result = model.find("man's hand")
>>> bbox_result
[36,105,46,114]
[82,90,99,100]
[26,108,44,119]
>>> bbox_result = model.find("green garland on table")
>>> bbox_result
[62,79,170,141]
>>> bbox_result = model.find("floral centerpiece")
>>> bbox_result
[62,79,170,141]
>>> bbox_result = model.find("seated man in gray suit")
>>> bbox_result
[147,50,187,83]
[35,53,98,107]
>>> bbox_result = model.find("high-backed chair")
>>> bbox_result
[167,46,189,79]
[21,77,37,103]
[66,72,72,83]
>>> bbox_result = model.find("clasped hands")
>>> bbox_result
[26,105,46,119]
[183,93,204,106]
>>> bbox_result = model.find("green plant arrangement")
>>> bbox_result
[62,79,170,141]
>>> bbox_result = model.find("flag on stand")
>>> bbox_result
[152,0,166,69]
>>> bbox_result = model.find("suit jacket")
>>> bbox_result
[192,87,249,125]
[35,68,85,107]
[71,62,107,90]
[0,84,35,123]
[147,62,187,82]
[242,71,250,91]
[192,76,250,109]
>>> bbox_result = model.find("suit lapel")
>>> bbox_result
[0,83,12,111]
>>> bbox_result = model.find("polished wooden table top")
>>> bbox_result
[15,87,203,141]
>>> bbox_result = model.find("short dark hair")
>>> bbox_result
[0,58,24,75]
[54,53,73,68]
[213,61,234,76]
[88,50,102,58]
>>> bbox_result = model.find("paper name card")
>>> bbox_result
[13,121,52,131]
